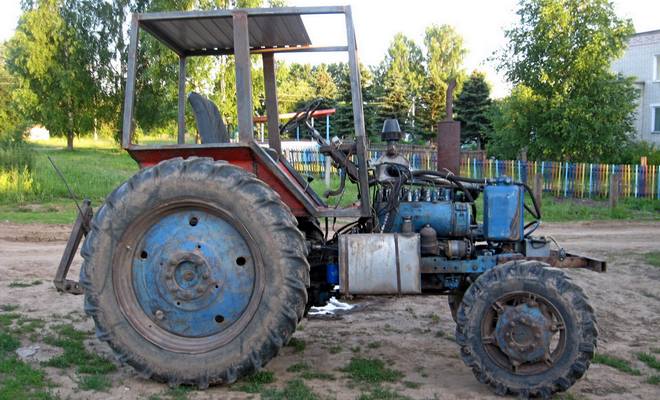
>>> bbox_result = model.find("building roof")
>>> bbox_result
[139,9,312,56]
[633,29,660,37]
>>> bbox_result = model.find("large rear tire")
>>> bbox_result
[456,261,597,398]
[80,157,309,387]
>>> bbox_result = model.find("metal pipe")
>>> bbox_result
[344,6,370,217]
[263,52,280,153]
[122,15,139,149]
[177,56,186,144]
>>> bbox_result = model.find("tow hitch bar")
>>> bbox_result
[53,199,93,295]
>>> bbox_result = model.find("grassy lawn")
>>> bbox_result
[0,138,657,224]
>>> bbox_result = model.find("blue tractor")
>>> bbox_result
[54,6,604,398]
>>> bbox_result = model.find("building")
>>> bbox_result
[611,29,660,145]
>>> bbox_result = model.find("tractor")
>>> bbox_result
[53,6,605,398]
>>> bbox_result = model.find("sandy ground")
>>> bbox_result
[1,220,659,399]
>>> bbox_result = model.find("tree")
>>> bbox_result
[377,33,424,135]
[0,43,26,142]
[327,62,379,140]
[455,71,492,149]
[417,24,466,136]
[494,0,638,162]
[6,0,101,150]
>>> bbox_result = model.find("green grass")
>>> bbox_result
[341,357,403,384]
[647,375,660,385]
[1,138,658,224]
[8,280,42,288]
[43,324,117,387]
[287,337,306,353]
[0,200,79,224]
[309,176,360,207]
[637,352,660,370]
[0,330,56,400]
[0,312,21,328]
[531,194,660,222]
[29,141,137,203]
[402,381,422,389]
[13,317,46,336]
[286,362,311,373]
[0,304,19,312]
[235,370,275,393]
[592,353,641,375]
[44,325,117,374]
[328,345,342,354]
[643,252,660,268]
[261,379,318,400]
[0,331,20,354]
[300,370,335,381]
[78,373,112,392]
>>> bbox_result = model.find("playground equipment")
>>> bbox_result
[54,6,604,398]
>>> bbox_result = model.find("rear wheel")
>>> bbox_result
[455,261,597,398]
[80,157,309,387]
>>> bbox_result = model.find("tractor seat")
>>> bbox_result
[188,92,230,144]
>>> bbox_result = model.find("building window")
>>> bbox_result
[655,55,660,82]
[653,105,660,133]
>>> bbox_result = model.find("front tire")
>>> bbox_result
[80,157,309,387]
[456,261,597,398]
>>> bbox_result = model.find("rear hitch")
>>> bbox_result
[53,199,93,295]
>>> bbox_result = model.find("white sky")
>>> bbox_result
[1,0,658,98]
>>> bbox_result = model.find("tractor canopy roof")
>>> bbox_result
[137,6,353,57]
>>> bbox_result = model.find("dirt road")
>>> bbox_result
[1,220,659,399]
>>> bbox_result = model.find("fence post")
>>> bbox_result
[324,156,332,187]
[533,173,543,214]
[609,173,620,209]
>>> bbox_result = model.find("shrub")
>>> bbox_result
[0,167,35,203]
[613,141,660,165]
[0,141,35,172]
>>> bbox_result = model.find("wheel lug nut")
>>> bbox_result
[155,310,164,320]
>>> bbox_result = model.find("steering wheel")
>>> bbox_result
[279,99,324,139]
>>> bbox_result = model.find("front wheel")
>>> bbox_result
[456,261,597,398]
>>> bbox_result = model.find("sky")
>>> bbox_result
[1,0,659,98]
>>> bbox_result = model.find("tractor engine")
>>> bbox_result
[331,119,540,297]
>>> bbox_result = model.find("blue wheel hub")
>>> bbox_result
[494,303,552,364]
[131,210,255,338]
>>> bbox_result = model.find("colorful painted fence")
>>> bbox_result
[283,148,439,176]
[460,159,660,199]
[282,148,660,199]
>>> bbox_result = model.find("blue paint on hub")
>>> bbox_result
[132,210,255,338]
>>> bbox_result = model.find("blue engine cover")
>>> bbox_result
[483,181,524,241]
[384,201,471,236]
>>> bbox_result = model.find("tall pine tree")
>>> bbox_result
[454,71,492,149]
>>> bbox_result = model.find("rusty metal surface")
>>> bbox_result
[339,234,421,295]
[436,120,460,174]
[498,251,607,273]
[53,199,92,295]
